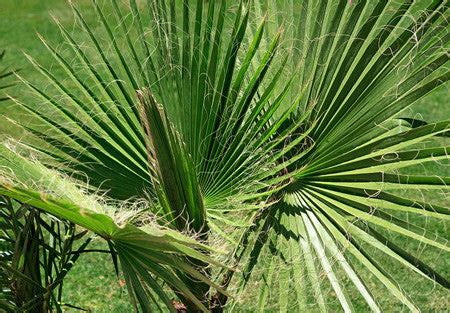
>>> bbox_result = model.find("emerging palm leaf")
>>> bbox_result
[1,0,448,311]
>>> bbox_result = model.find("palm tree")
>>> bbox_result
[1,0,449,311]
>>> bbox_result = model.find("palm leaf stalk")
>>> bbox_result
[1,0,449,311]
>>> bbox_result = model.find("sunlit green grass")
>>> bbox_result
[1,1,448,311]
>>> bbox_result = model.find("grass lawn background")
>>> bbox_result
[0,1,448,311]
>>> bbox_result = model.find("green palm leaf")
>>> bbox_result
[219,0,449,310]
[0,50,15,102]
[0,145,227,311]
[2,0,449,311]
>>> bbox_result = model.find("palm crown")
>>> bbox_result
[1,0,449,311]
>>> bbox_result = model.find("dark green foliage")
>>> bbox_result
[0,196,91,312]
[0,50,15,102]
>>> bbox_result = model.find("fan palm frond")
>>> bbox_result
[1,0,449,311]
[0,145,228,312]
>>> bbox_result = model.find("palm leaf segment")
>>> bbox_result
[0,145,228,312]
[1,0,449,311]
[0,50,15,102]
